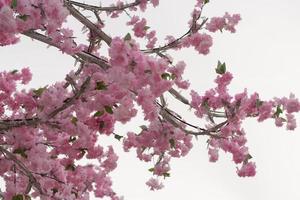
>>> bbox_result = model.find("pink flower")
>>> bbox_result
[286,113,296,130]
[208,148,219,162]
[206,13,241,33]
[151,0,159,7]
[146,178,164,190]
[257,102,273,122]
[237,162,256,177]
[275,117,284,127]
[20,67,32,84]
[183,33,213,55]
[284,95,300,113]
[133,18,147,38]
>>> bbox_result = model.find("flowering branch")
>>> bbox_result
[68,0,150,12]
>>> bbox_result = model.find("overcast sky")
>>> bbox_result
[1,0,300,200]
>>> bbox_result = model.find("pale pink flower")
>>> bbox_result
[237,162,256,177]
[146,178,164,190]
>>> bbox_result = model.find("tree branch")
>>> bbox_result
[0,146,44,195]
[64,1,112,45]
[22,30,110,69]
[68,0,150,12]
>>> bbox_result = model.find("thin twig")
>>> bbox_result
[68,0,150,12]
[64,1,112,45]
[0,146,44,195]
[46,77,91,120]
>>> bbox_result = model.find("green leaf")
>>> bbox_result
[33,87,47,97]
[139,125,148,131]
[148,167,155,172]
[13,148,27,159]
[51,188,58,195]
[144,26,150,31]
[17,14,29,21]
[11,0,17,9]
[93,110,105,117]
[163,172,170,178]
[274,105,283,117]
[104,106,113,114]
[12,194,29,200]
[114,134,123,141]
[215,60,226,74]
[256,99,264,107]
[124,33,131,41]
[71,116,78,125]
[161,73,171,80]
[10,69,18,74]
[65,163,76,171]
[95,81,107,90]
[169,138,176,148]
[69,136,77,143]
[204,0,209,4]
[79,148,87,155]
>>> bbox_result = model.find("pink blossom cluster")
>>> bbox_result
[123,120,193,189]
[0,0,83,54]
[127,16,158,48]
[191,72,300,176]
[0,0,299,199]
[206,12,241,33]
[107,0,159,17]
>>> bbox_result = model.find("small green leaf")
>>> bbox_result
[143,26,150,31]
[163,172,170,178]
[274,105,283,117]
[114,134,123,141]
[148,168,155,172]
[13,148,27,158]
[140,125,148,131]
[104,106,113,114]
[124,33,131,41]
[71,116,78,125]
[204,0,209,4]
[169,138,176,148]
[79,148,87,155]
[215,60,226,74]
[93,110,105,117]
[17,14,29,21]
[95,81,107,90]
[51,188,58,195]
[69,136,77,143]
[161,73,171,80]
[11,0,17,9]
[10,69,18,74]
[12,194,30,200]
[256,99,264,107]
[65,163,76,171]
[33,87,47,97]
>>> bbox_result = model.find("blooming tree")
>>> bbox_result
[0,0,299,199]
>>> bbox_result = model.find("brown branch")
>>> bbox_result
[185,121,228,139]
[142,3,208,54]
[63,1,112,45]
[0,118,40,131]
[168,88,190,105]
[46,76,91,120]
[22,30,110,70]
[0,146,44,195]
[68,0,150,12]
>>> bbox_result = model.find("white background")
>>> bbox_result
[1,0,300,199]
